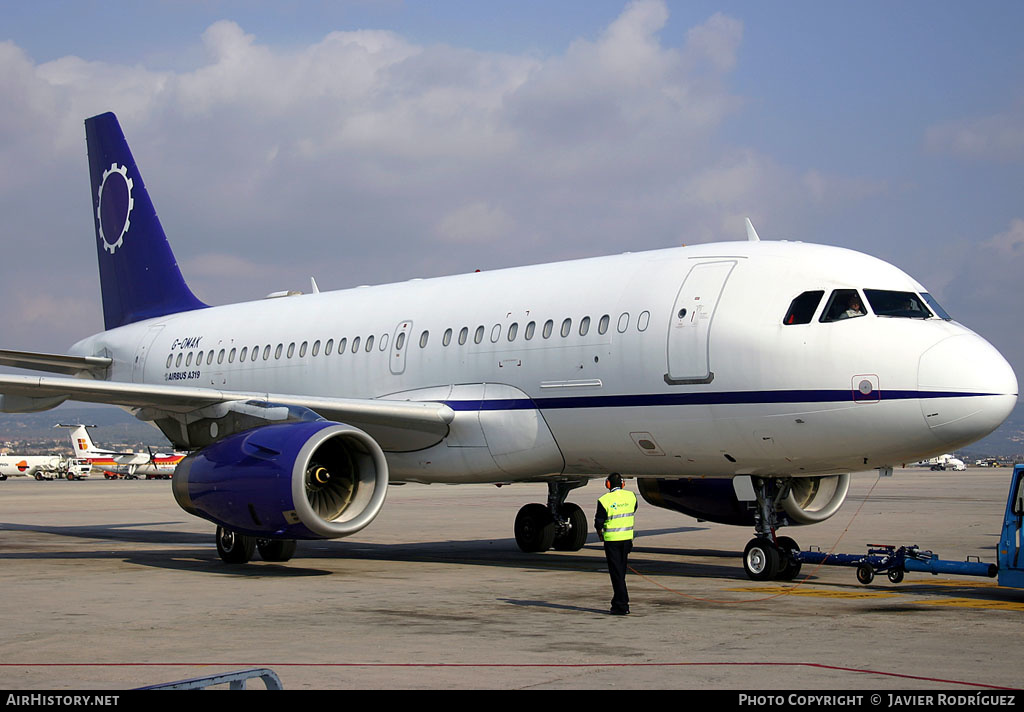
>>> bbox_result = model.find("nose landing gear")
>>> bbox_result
[741,478,802,581]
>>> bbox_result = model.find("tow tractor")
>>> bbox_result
[795,463,1024,589]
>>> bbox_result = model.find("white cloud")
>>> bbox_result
[434,202,515,245]
[0,0,889,350]
[925,102,1024,162]
[984,218,1024,256]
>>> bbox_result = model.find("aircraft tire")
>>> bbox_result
[514,503,556,553]
[552,503,588,551]
[216,526,256,564]
[743,538,780,581]
[774,536,802,581]
[257,538,297,562]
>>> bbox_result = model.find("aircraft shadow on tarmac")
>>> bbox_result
[2,519,1017,602]
[0,519,744,579]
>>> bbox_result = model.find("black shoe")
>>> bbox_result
[609,608,630,615]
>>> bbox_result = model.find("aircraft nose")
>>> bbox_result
[918,333,1018,447]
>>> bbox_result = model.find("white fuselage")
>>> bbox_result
[69,241,1018,484]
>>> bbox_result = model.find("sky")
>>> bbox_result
[1,1,1023,404]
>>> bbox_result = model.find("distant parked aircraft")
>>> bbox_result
[57,424,182,479]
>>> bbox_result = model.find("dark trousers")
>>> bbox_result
[603,539,633,613]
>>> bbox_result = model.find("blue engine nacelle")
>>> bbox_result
[172,420,389,540]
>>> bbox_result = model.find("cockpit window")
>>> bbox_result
[863,289,932,319]
[820,289,866,323]
[783,290,824,325]
[921,293,952,320]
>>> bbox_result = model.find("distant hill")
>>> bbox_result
[960,399,1024,460]
[0,403,170,453]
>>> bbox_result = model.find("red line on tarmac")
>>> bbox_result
[0,661,1015,689]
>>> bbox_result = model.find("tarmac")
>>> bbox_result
[0,467,1020,691]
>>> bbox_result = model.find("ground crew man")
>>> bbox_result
[594,473,637,615]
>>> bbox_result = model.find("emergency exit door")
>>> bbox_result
[665,260,736,384]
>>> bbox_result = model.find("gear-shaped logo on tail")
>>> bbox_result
[97,163,134,254]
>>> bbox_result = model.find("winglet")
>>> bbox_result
[745,218,761,242]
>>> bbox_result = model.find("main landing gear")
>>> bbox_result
[741,478,802,581]
[215,526,297,564]
[514,480,589,553]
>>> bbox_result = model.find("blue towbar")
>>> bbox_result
[796,544,997,585]
[793,464,1022,588]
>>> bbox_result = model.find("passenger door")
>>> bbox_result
[665,260,736,384]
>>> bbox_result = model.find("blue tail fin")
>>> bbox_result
[85,112,206,330]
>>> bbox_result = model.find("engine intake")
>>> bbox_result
[173,420,388,539]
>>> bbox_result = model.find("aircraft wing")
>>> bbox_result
[0,373,454,451]
[0,349,112,376]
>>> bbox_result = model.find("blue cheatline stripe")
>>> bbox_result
[441,389,1003,412]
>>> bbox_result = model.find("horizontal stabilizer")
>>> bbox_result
[0,349,112,376]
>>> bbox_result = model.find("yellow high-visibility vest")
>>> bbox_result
[599,489,636,541]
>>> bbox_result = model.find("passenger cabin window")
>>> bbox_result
[820,289,866,323]
[864,289,933,319]
[458,327,468,345]
[784,290,824,325]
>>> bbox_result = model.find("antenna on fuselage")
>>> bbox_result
[745,217,761,242]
